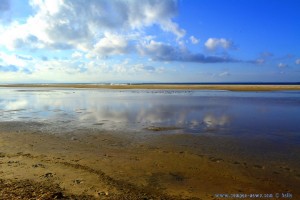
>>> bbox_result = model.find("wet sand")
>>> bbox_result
[0,122,299,199]
[1,84,300,91]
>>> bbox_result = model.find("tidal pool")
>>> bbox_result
[0,88,300,141]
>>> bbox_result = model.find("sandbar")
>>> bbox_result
[1,84,300,91]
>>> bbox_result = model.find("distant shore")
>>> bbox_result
[1,84,300,91]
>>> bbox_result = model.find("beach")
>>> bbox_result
[2,0,300,198]
[0,86,300,199]
[1,121,299,199]
[1,84,300,91]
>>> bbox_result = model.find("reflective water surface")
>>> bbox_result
[0,88,300,142]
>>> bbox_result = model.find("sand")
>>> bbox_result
[1,121,299,199]
[1,84,300,91]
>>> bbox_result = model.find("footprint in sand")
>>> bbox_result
[279,166,292,172]
[253,164,265,169]
[209,157,224,163]
[169,172,185,182]
[0,152,6,158]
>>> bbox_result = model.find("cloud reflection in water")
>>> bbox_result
[0,89,299,137]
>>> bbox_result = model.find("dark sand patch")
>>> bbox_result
[0,178,95,200]
[145,126,182,132]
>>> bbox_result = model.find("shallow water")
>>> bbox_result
[0,88,300,141]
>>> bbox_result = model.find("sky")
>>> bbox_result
[0,0,299,83]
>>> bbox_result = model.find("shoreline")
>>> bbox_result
[1,122,299,199]
[1,84,300,91]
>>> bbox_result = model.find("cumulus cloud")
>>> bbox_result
[0,0,185,53]
[93,33,130,56]
[0,52,28,67]
[296,59,300,65]
[0,0,258,81]
[160,19,186,39]
[138,40,178,61]
[205,38,234,51]
[138,40,238,63]
[71,51,83,59]
[190,36,199,44]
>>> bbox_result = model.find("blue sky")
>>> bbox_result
[0,0,299,83]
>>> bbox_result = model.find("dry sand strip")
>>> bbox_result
[0,84,300,91]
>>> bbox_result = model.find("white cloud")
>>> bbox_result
[71,51,83,59]
[0,52,28,67]
[296,59,300,65]
[218,71,230,77]
[278,63,287,68]
[138,40,178,61]
[0,0,184,53]
[205,38,233,50]
[93,33,130,56]
[138,40,238,63]
[160,20,186,39]
[190,36,199,44]
[30,0,63,15]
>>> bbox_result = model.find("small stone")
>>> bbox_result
[51,192,64,199]
[32,163,45,168]
[42,172,54,178]
[73,179,83,184]
[98,191,109,196]
[71,137,77,141]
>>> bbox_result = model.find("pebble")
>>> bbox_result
[32,163,45,168]
[71,137,77,141]
[73,179,83,184]
[51,192,64,199]
[98,191,109,196]
[41,172,54,178]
